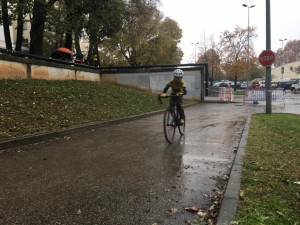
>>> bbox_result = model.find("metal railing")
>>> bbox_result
[0,48,98,70]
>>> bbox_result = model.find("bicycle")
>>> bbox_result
[158,94,185,144]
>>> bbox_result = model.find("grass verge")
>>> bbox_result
[234,90,245,95]
[236,113,300,224]
[0,79,195,141]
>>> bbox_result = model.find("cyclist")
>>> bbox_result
[160,69,187,125]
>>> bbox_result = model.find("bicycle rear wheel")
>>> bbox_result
[176,107,185,136]
[163,108,175,143]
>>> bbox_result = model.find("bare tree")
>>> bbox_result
[197,33,222,85]
[274,39,300,67]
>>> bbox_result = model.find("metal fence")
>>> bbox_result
[243,88,286,104]
[207,87,233,101]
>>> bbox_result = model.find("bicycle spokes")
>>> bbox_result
[160,97,185,143]
[163,109,175,143]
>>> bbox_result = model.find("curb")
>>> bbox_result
[0,110,164,151]
[0,103,200,151]
[216,115,250,224]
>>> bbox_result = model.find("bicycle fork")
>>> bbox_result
[170,107,176,126]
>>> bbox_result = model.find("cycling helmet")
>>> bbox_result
[173,69,184,77]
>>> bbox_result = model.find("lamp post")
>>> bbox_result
[242,4,255,87]
[279,38,287,79]
[191,42,199,63]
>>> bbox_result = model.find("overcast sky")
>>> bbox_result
[159,0,300,64]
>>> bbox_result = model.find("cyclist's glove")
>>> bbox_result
[160,93,167,98]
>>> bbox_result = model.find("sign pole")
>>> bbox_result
[265,0,272,114]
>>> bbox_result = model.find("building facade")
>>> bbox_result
[272,60,300,81]
[0,11,31,51]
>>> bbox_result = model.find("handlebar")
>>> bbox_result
[157,94,182,104]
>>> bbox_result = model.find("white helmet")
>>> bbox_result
[173,69,184,77]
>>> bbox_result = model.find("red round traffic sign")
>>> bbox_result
[259,50,275,67]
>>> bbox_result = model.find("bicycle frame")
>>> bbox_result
[158,94,185,143]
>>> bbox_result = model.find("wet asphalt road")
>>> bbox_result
[0,91,299,225]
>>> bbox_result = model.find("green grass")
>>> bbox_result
[0,79,195,141]
[234,90,245,95]
[236,114,300,224]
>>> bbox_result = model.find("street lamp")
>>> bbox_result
[279,38,287,78]
[243,4,255,87]
[279,38,287,50]
[191,42,199,63]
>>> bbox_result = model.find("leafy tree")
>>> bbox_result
[70,0,86,55]
[98,39,129,66]
[115,2,161,66]
[43,1,68,56]
[106,2,182,66]
[146,17,183,65]
[219,25,257,89]
[83,0,125,65]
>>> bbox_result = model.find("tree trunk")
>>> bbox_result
[234,75,237,91]
[29,0,58,55]
[15,0,25,51]
[29,0,46,55]
[65,33,72,51]
[64,0,74,51]
[73,23,81,54]
[210,67,214,86]
[1,0,13,50]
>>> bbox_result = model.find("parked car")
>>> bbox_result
[230,81,241,89]
[291,78,300,91]
[240,82,249,89]
[213,82,230,87]
[277,79,293,89]
[271,82,278,88]
[259,81,278,88]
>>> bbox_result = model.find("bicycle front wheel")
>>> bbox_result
[176,107,185,136]
[163,108,175,143]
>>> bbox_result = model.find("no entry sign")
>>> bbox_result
[259,50,275,67]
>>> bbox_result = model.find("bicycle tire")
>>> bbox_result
[163,108,175,143]
[176,107,185,136]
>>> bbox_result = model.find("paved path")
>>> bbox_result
[0,91,299,225]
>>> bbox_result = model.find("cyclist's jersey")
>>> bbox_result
[167,78,186,95]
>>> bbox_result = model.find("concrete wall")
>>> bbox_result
[31,65,76,80]
[0,60,27,79]
[101,70,202,100]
